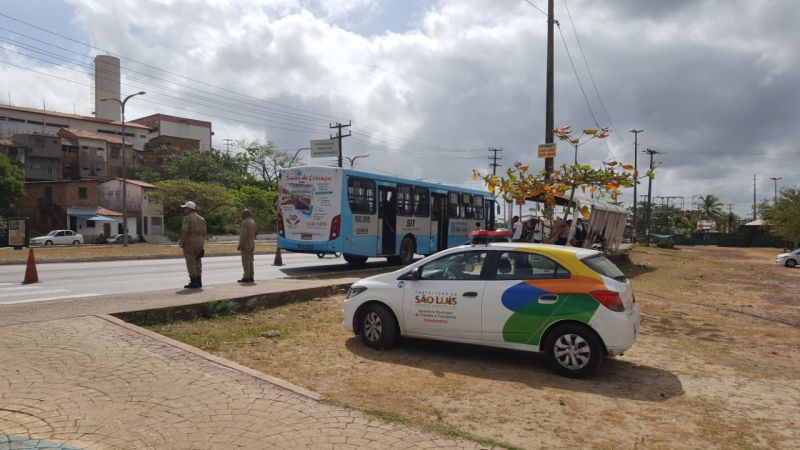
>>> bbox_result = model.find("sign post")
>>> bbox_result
[537,143,557,159]
[310,139,339,158]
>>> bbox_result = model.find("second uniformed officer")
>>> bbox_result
[178,201,207,289]
[237,208,257,283]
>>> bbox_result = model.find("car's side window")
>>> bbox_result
[56,231,65,237]
[419,251,487,280]
[494,251,570,280]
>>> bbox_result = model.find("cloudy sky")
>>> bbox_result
[1,0,798,218]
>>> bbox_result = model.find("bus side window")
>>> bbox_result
[473,195,484,220]
[413,187,429,217]
[348,178,376,214]
[461,193,473,219]
[397,185,413,216]
[448,192,460,218]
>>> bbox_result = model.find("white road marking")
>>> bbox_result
[0,285,51,292]
[1,293,102,305]
[0,288,71,299]
[0,282,13,286]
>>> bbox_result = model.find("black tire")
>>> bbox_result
[359,304,398,350]
[386,255,402,265]
[317,253,325,259]
[343,254,368,266]
[333,252,342,258]
[72,240,80,245]
[399,237,415,265]
[44,240,53,246]
[787,259,797,268]
[543,323,604,378]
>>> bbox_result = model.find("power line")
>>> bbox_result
[523,0,548,17]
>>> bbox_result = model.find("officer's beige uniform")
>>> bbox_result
[181,211,207,278]
[239,217,257,279]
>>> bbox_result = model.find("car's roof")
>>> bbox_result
[452,242,600,259]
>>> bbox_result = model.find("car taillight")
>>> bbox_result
[277,212,285,237]
[329,215,341,240]
[590,290,625,312]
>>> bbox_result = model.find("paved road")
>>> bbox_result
[0,253,395,305]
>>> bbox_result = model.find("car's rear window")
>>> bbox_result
[581,255,626,281]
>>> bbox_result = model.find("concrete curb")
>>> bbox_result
[98,314,323,401]
[112,282,351,324]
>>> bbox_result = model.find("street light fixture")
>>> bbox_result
[770,176,782,205]
[101,91,146,247]
[288,147,310,167]
[343,154,369,168]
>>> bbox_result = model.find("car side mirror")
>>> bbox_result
[399,267,420,280]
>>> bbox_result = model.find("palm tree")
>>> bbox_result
[696,194,723,219]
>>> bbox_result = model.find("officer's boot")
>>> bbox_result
[196,276,202,288]
[184,278,194,289]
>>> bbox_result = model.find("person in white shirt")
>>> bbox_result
[511,216,523,242]
[532,219,543,243]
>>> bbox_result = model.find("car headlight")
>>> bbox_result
[346,286,367,299]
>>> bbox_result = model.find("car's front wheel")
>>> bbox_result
[44,240,53,246]
[786,259,797,268]
[359,304,398,350]
[543,323,603,378]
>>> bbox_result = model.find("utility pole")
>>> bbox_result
[725,203,734,233]
[330,121,351,168]
[644,148,660,245]
[544,0,555,175]
[488,147,503,177]
[753,174,757,221]
[629,129,643,241]
[770,176,782,205]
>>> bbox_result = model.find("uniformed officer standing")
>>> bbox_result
[237,208,257,283]
[178,201,207,289]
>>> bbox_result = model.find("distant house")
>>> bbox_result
[98,178,164,238]
[57,128,134,180]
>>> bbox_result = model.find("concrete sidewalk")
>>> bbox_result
[0,280,485,450]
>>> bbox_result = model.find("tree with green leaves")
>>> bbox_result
[0,154,25,217]
[695,194,723,219]
[761,188,800,245]
[141,147,252,188]
[236,185,278,232]
[150,179,240,235]
[237,141,297,189]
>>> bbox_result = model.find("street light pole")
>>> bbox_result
[629,129,643,241]
[770,176,782,205]
[289,147,310,166]
[101,91,146,247]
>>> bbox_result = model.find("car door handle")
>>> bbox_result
[463,292,479,297]
[538,294,558,303]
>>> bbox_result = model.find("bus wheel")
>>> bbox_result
[317,253,325,259]
[343,254,368,266]
[399,237,415,265]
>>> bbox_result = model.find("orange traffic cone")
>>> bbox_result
[272,246,283,266]
[23,248,39,284]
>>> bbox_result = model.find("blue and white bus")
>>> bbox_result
[277,166,496,265]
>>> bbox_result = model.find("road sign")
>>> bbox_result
[311,139,339,158]
[538,143,556,159]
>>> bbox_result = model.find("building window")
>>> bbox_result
[110,147,120,159]
[47,166,53,175]
[86,220,96,228]
[78,187,87,199]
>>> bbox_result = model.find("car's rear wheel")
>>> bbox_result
[787,259,797,268]
[72,240,80,245]
[544,323,603,378]
[359,304,398,350]
[343,254,368,266]
[44,240,53,246]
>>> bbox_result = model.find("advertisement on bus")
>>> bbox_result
[278,167,342,242]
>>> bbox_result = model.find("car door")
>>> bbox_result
[402,250,489,340]
[54,231,67,245]
[482,250,575,347]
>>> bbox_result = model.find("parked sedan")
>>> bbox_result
[775,248,800,268]
[107,234,136,245]
[29,230,84,246]
[343,237,639,378]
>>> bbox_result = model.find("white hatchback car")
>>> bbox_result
[775,248,799,268]
[343,241,640,378]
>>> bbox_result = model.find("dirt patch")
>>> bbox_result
[149,246,800,449]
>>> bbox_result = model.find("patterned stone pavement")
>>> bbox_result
[0,315,484,450]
